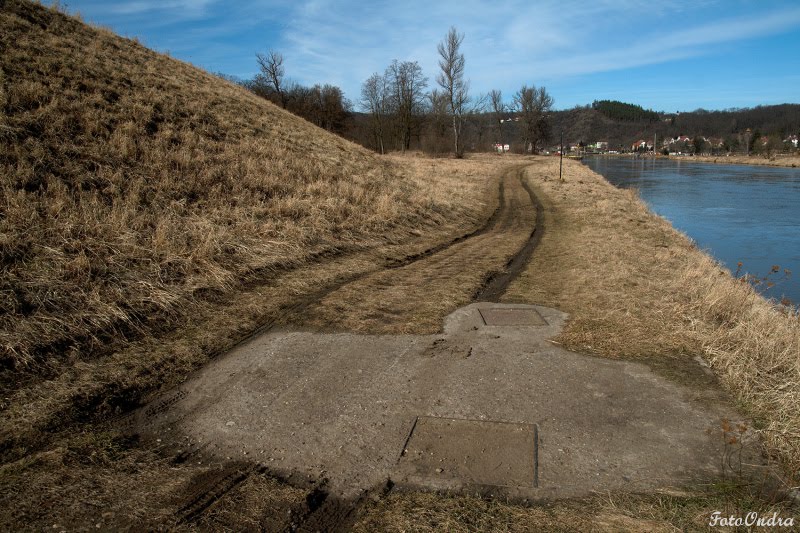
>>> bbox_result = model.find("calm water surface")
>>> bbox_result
[583,157,800,304]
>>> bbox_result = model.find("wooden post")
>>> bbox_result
[559,131,564,181]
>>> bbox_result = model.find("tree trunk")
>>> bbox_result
[452,115,459,156]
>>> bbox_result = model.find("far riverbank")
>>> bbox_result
[691,154,800,168]
[586,152,799,168]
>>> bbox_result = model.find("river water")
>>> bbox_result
[582,157,800,305]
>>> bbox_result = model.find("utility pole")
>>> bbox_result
[745,128,751,156]
[559,131,564,181]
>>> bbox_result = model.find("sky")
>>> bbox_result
[64,0,800,112]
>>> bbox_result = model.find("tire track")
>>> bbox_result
[295,165,539,333]
[165,163,543,529]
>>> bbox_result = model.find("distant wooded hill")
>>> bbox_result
[550,102,800,150]
[342,101,800,154]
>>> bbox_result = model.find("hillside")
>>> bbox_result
[0,0,496,451]
[550,103,800,150]
[344,102,800,155]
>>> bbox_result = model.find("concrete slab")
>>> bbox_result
[397,416,537,491]
[479,307,547,326]
[130,303,762,500]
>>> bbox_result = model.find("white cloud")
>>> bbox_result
[270,0,800,99]
[68,0,800,108]
[100,0,217,17]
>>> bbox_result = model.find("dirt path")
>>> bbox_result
[291,164,538,334]
[127,163,761,531]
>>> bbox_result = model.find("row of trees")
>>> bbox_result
[244,28,554,157]
[244,51,351,134]
[359,27,554,157]
[360,60,428,153]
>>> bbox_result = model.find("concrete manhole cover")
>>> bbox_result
[396,416,539,490]
[479,307,547,326]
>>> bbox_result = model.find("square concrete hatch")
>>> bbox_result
[479,307,547,326]
[397,416,538,489]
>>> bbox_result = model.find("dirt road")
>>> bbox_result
[128,163,760,531]
[280,164,539,334]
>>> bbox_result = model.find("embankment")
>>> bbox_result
[688,154,800,168]
[505,158,800,476]
[0,0,499,457]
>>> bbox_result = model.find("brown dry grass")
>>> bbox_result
[300,160,535,334]
[353,486,797,532]
[504,158,800,477]
[691,154,800,168]
[2,1,798,530]
[0,431,309,530]
[353,156,800,533]
[0,0,497,457]
[0,3,510,528]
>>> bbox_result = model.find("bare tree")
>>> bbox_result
[386,60,427,151]
[256,50,287,108]
[514,85,553,154]
[436,27,469,157]
[360,73,390,154]
[489,89,506,152]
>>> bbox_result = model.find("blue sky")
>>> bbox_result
[66,0,800,112]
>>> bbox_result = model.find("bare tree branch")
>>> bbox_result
[514,84,553,154]
[436,26,469,157]
[256,50,287,108]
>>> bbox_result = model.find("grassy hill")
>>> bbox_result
[0,0,495,453]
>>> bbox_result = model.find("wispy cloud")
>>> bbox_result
[85,0,217,18]
[272,0,800,99]
[67,0,800,109]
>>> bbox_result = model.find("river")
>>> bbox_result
[582,157,800,305]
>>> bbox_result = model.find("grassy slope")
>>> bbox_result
[0,1,495,455]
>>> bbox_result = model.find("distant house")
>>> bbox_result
[667,135,692,154]
[631,140,650,151]
[493,143,510,153]
[785,135,798,148]
[594,141,608,151]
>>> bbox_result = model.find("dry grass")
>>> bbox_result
[0,430,308,530]
[2,1,798,530]
[355,157,799,530]
[0,0,496,456]
[504,158,800,477]
[691,154,800,168]
[300,159,535,334]
[353,486,797,532]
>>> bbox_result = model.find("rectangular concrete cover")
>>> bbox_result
[479,307,547,326]
[397,416,537,489]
